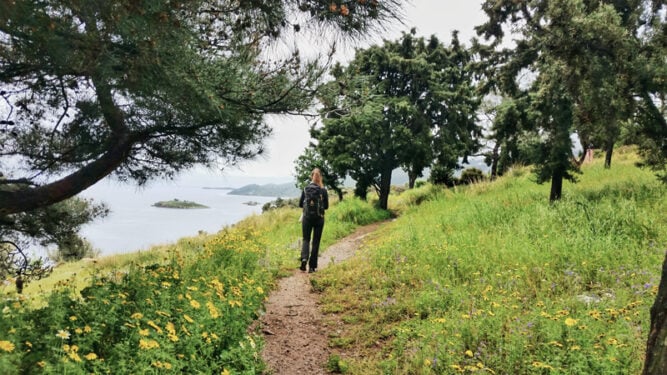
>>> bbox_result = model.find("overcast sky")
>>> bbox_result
[227,1,487,179]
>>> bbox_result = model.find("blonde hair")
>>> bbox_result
[311,168,324,188]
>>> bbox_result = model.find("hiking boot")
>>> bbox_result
[300,260,307,271]
[308,267,316,273]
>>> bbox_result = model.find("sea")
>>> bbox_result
[72,173,293,257]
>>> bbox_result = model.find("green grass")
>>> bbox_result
[316,151,667,374]
[0,194,390,373]
[1,148,664,374]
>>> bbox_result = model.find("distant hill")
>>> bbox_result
[228,182,300,198]
[227,160,491,197]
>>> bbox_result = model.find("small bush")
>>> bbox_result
[459,168,487,185]
[326,354,349,373]
[48,235,99,262]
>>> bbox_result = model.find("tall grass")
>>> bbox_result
[318,155,666,374]
[0,193,389,373]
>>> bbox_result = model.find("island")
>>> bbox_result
[228,182,300,198]
[152,199,209,209]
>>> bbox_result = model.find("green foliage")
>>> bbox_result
[0,189,392,373]
[294,146,346,200]
[329,197,392,226]
[476,0,665,200]
[317,156,667,374]
[458,168,487,185]
[1,196,105,285]
[1,226,271,373]
[428,164,457,187]
[262,197,300,213]
[48,235,98,263]
[327,354,350,373]
[314,29,480,209]
[0,0,404,216]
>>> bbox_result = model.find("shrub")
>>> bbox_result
[459,168,487,185]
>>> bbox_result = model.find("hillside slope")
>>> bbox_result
[315,150,667,374]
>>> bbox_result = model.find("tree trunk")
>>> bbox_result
[604,142,614,169]
[490,143,500,179]
[576,133,591,166]
[0,133,134,215]
[549,168,563,202]
[354,183,368,201]
[408,171,417,189]
[378,167,392,210]
[0,80,135,216]
[335,188,344,202]
[643,252,667,375]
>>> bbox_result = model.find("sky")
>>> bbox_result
[225,1,488,179]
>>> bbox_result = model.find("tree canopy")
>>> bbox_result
[312,29,480,209]
[475,0,665,201]
[0,0,403,217]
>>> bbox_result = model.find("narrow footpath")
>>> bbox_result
[259,222,385,375]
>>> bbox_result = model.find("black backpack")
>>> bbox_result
[303,184,324,220]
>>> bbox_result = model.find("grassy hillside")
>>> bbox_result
[0,196,389,373]
[1,148,664,374]
[316,149,667,374]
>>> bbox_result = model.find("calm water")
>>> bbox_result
[76,175,287,256]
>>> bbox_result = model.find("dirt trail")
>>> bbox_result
[259,222,384,375]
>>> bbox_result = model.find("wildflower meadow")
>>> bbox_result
[1,149,666,374]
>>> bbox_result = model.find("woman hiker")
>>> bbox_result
[299,168,329,273]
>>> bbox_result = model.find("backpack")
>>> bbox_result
[303,184,324,220]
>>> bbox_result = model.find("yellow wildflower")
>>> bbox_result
[139,339,160,350]
[564,318,578,327]
[69,316,77,321]
[139,329,150,336]
[0,340,15,352]
[147,320,163,333]
[221,369,231,375]
[85,352,98,360]
[449,364,463,371]
[465,350,474,358]
[190,300,201,309]
[532,361,554,369]
[207,301,220,319]
[131,312,144,320]
[183,314,194,323]
[56,330,71,340]
[84,325,92,333]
